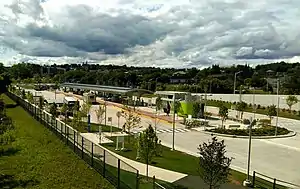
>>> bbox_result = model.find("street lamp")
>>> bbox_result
[234,71,243,95]
[275,79,279,136]
[172,93,176,151]
[243,116,253,187]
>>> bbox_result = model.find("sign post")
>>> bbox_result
[87,114,91,132]
[108,117,112,136]
[115,136,119,151]
[119,136,125,151]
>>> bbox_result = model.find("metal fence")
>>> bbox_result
[252,171,300,189]
[7,92,139,189]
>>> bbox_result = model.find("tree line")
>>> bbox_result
[2,61,300,94]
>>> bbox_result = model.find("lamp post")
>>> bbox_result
[243,116,253,187]
[234,71,242,95]
[275,79,279,136]
[172,93,176,151]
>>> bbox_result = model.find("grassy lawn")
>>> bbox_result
[103,136,242,185]
[65,120,122,133]
[103,135,287,189]
[0,94,114,189]
[207,100,300,121]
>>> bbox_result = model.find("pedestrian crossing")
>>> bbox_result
[132,128,191,134]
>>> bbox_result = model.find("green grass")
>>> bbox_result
[0,94,114,189]
[103,135,287,189]
[207,100,300,121]
[103,136,243,185]
[65,120,122,133]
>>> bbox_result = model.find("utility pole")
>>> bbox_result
[243,116,253,186]
[275,79,279,136]
[172,93,176,151]
[234,71,242,95]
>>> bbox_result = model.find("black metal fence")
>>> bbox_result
[252,171,300,189]
[7,92,139,189]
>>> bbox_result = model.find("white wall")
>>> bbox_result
[193,93,300,111]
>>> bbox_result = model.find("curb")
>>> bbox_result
[196,130,297,139]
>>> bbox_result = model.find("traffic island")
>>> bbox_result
[202,126,296,139]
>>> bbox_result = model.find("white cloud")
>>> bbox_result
[0,0,300,68]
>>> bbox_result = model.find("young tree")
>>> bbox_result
[49,103,58,117]
[267,105,277,124]
[80,101,92,122]
[26,92,34,104]
[155,96,163,131]
[236,101,247,119]
[116,111,122,128]
[286,95,298,112]
[121,105,141,134]
[198,137,232,189]
[218,104,228,129]
[139,125,158,179]
[95,104,106,142]
[61,103,68,119]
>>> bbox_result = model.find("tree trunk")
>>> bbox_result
[146,159,149,180]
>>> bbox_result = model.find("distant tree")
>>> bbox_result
[218,104,228,129]
[236,101,247,119]
[155,96,163,112]
[198,137,232,189]
[121,105,141,134]
[267,105,277,124]
[192,102,202,118]
[286,95,298,111]
[139,125,158,180]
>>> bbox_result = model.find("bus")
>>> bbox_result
[83,92,96,104]
[63,97,79,115]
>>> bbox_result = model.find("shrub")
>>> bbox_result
[293,110,297,115]
[257,104,261,109]
[261,106,266,110]
[243,119,250,124]
[282,108,286,112]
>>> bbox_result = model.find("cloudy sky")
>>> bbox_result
[0,0,300,68]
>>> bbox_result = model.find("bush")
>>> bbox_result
[282,108,286,112]
[257,104,261,109]
[261,106,266,110]
[185,120,203,128]
[243,119,250,124]
[293,110,297,115]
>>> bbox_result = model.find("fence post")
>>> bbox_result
[273,178,276,189]
[81,137,84,159]
[118,159,120,189]
[153,176,155,189]
[136,171,139,189]
[55,119,57,133]
[91,143,94,167]
[252,171,256,187]
[61,123,63,139]
[103,150,106,177]
[66,127,69,145]
[73,131,76,152]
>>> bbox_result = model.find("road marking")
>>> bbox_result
[261,140,300,152]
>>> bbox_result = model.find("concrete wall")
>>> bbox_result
[193,93,300,111]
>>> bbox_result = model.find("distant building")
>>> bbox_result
[169,71,189,84]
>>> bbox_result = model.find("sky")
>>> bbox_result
[0,0,300,68]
